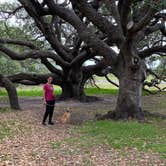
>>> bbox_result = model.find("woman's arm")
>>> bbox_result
[43,85,46,104]
[53,85,56,98]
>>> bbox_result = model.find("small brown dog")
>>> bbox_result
[59,110,71,124]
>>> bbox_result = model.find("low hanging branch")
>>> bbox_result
[0,44,70,67]
[0,38,39,49]
[86,76,101,89]
[105,75,119,88]
[143,68,166,94]
[7,73,62,85]
[0,74,20,110]
[139,45,166,58]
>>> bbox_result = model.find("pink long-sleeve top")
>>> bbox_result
[43,83,55,101]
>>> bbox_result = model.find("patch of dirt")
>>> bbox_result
[0,95,166,165]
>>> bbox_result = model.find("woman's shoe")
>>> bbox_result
[48,122,54,125]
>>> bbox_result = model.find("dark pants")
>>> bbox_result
[43,100,55,123]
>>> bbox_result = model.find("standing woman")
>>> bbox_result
[42,76,55,125]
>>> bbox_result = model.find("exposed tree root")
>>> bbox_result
[95,110,166,121]
[143,110,166,119]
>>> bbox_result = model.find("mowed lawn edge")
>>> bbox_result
[0,87,165,97]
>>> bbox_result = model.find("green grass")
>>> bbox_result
[85,88,165,95]
[1,86,164,97]
[0,86,62,97]
[51,120,166,158]
[85,88,119,95]
[0,87,119,97]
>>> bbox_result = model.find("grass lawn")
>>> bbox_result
[51,120,166,158]
[0,76,165,163]
[0,86,164,97]
[0,86,119,97]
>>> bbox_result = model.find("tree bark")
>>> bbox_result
[115,54,146,120]
[60,81,86,100]
[115,74,144,120]
[60,67,87,101]
[0,74,20,110]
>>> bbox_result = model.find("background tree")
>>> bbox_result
[0,1,110,102]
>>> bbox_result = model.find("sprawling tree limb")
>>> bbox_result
[18,0,72,61]
[130,8,156,33]
[43,0,118,65]
[135,21,166,44]
[105,75,119,88]
[71,36,83,56]
[139,45,166,58]
[143,83,166,94]
[83,59,107,76]
[71,50,95,66]
[0,38,39,49]
[71,0,124,44]
[118,0,132,34]
[41,58,63,76]
[146,23,166,36]
[104,0,122,32]
[0,44,70,67]
[0,5,23,17]
[147,69,166,82]
[142,68,166,94]
[7,73,62,85]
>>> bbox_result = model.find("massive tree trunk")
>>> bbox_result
[61,80,86,100]
[115,69,144,120]
[60,67,87,101]
[115,51,146,120]
[0,74,20,110]
[97,53,147,121]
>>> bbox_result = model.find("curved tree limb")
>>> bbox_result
[42,0,118,66]
[0,38,39,49]
[41,58,63,76]
[118,0,132,34]
[71,0,124,44]
[130,7,157,33]
[7,72,62,85]
[139,45,166,58]
[105,75,119,88]
[0,44,70,67]
[82,59,107,76]
[18,0,72,61]
[0,5,23,18]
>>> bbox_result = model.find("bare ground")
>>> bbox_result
[0,94,166,166]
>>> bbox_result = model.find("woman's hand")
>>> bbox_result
[42,98,46,105]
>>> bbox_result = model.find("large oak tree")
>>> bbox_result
[0,0,165,119]
[0,0,110,107]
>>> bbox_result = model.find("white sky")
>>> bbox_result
[0,0,16,3]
